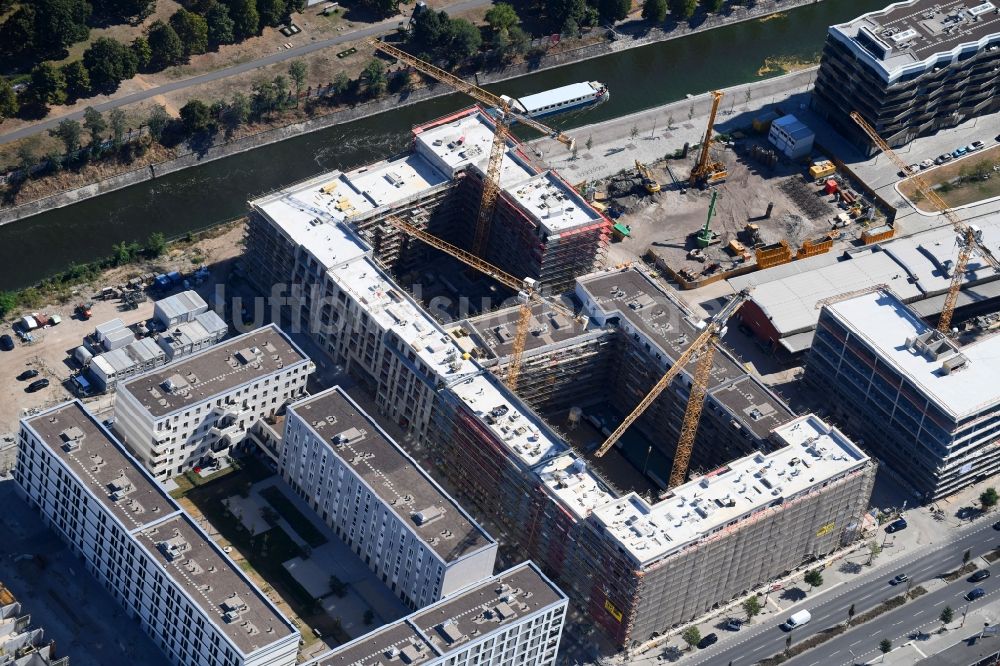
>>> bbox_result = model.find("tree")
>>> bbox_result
[83,107,108,146]
[411,9,448,52]
[878,638,892,662]
[92,0,155,23]
[546,0,586,33]
[0,292,17,318]
[171,9,209,56]
[206,2,236,48]
[630,125,639,140]
[681,627,701,650]
[360,0,397,17]
[131,36,153,71]
[179,99,212,134]
[222,92,250,136]
[585,135,594,151]
[29,62,68,106]
[785,635,793,654]
[0,6,37,62]
[32,0,93,58]
[108,108,127,148]
[251,79,279,118]
[669,0,698,19]
[485,2,519,32]
[361,59,387,97]
[704,0,725,11]
[229,0,260,40]
[256,0,286,28]
[49,118,82,154]
[446,18,482,60]
[83,38,138,94]
[148,20,185,70]
[847,603,856,627]
[982,488,999,510]
[964,549,972,565]
[288,60,307,106]
[146,231,167,257]
[273,74,289,107]
[642,0,667,22]
[742,595,761,622]
[330,71,351,97]
[0,79,18,122]
[505,25,529,58]
[599,0,631,23]
[146,104,170,141]
[867,540,882,565]
[804,569,824,590]
[940,606,954,625]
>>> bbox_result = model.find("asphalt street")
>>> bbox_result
[689,519,1000,666]
[0,0,493,145]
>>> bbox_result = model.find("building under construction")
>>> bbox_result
[456,269,796,486]
[246,107,608,297]
[242,158,876,650]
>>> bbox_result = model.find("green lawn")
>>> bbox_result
[260,485,329,549]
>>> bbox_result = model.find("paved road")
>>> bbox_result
[0,0,493,146]
[688,520,1000,665]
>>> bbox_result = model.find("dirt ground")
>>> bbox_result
[603,138,872,277]
[0,222,245,435]
[899,144,1000,211]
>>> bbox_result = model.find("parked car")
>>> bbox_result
[935,154,953,164]
[26,378,50,393]
[967,587,987,601]
[920,159,934,169]
[724,618,743,632]
[886,518,908,533]
[0,334,13,351]
[890,573,909,585]
[697,633,719,649]
[970,570,991,583]
[970,140,986,151]
[17,369,39,381]
[993,520,1000,531]
[953,147,968,158]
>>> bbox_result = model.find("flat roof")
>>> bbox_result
[155,290,207,323]
[329,257,479,386]
[119,324,310,418]
[504,171,604,235]
[135,513,296,653]
[577,269,794,439]
[461,299,588,360]
[307,563,565,666]
[25,401,178,532]
[288,387,494,562]
[831,0,1000,80]
[825,289,1000,420]
[591,414,870,565]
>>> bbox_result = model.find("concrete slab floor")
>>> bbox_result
[0,479,168,666]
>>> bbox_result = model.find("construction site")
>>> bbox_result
[238,42,881,655]
[578,92,896,292]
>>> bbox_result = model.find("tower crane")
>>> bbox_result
[689,91,727,187]
[595,290,752,489]
[384,215,573,390]
[370,40,575,258]
[849,112,1000,332]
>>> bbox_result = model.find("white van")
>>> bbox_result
[783,610,811,630]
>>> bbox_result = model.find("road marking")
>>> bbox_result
[850,640,862,647]
[935,600,947,606]
[914,609,925,615]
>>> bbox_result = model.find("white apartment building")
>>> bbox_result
[280,387,497,610]
[14,401,299,666]
[303,562,566,666]
[114,324,314,480]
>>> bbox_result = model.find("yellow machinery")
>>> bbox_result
[689,91,728,187]
[850,112,1000,332]
[384,215,574,391]
[635,160,661,193]
[595,290,752,488]
[370,40,574,258]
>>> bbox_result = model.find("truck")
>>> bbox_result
[19,313,62,331]
[783,610,811,630]
[153,271,182,290]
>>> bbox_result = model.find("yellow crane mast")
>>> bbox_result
[370,40,575,257]
[849,112,1000,332]
[595,290,752,488]
[385,215,565,390]
[689,91,727,187]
